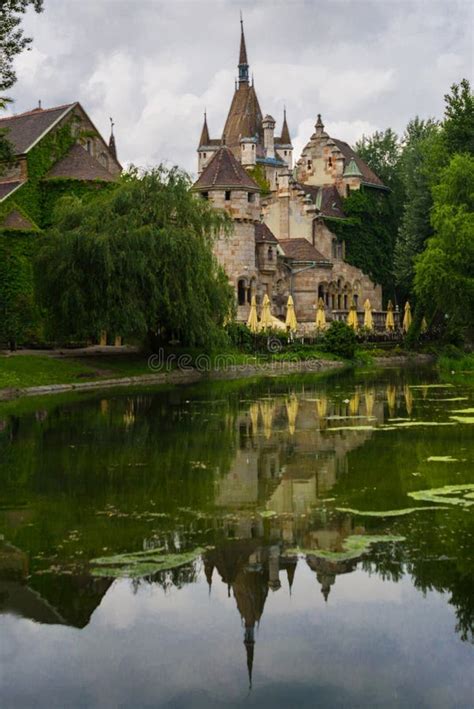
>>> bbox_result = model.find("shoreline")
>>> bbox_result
[0,353,436,402]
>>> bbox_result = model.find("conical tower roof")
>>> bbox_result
[279,108,292,145]
[192,145,260,192]
[198,112,210,147]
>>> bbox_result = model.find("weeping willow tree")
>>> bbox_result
[36,166,234,350]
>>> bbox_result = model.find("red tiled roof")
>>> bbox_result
[193,146,259,191]
[0,103,76,154]
[0,180,23,201]
[279,238,330,262]
[44,143,116,182]
[255,222,278,243]
[332,139,386,188]
[0,208,37,230]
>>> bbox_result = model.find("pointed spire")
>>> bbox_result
[244,626,255,689]
[108,117,117,160]
[280,107,292,145]
[238,14,249,86]
[199,111,210,147]
[315,113,327,138]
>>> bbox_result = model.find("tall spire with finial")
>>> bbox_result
[244,626,255,689]
[238,13,249,86]
[108,117,117,160]
[280,107,292,145]
[198,110,210,147]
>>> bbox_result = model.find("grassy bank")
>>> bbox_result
[438,350,474,383]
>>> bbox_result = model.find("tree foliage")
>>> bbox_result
[443,78,474,156]
[36,167,235,350]
[414,153,474,332]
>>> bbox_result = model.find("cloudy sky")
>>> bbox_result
[10,0,473,174]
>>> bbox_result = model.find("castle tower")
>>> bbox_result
[197,112,218,175]
[192,145,261,318]
[262,114,276,159]
[275,108,293,169]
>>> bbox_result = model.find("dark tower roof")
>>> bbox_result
[193,145,260,191]
[198,112,210,147]
[280,108,292,145]
[108,117,117,161]
[238,16,249,85]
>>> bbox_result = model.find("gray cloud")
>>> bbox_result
[9,0,473,175]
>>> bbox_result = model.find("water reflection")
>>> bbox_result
[0,369,473,705]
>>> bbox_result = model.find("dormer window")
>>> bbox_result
[307,160,312,169]
[225,191,231,201]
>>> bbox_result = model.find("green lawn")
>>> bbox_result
[0,356,101,389]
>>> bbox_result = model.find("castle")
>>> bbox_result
[193,20,387,326]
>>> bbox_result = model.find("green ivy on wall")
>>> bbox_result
[247,164,271,196]
[330,186,396,298]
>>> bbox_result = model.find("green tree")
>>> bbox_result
[394,118,442,296]
[1,1,44,170]
[414,153,474,332]
[36,166,235,350]
[443,79,474,156]
[0,234,38,349]
[355,128,401,192]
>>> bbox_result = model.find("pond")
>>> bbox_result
[0,367,473,708]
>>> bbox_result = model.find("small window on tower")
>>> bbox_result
[203,152,207,159]
[307,160,312,170]
[202,192,209,200]
[248,192,255,203]
[284,150,287,156]
[225,191,231,201]
[86,139,92,154]
[328,157,332,167]
[268,246,273,261]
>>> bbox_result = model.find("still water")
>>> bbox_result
[0,367,473,708]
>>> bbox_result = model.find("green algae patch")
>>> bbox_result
[449,416,474,424]
[408,484,474,508]
[259,510,277,518]
[391,421,456,428]
[409,384,454,389]
[90,547,205,578]
[328,425,377,432]
[450,408,474,414]
[336,506,445,517]
[426,456,459,462]
[283,535,405,562]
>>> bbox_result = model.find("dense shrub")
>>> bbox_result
[322,321,357,359]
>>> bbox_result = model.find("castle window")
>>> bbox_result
[328,157,333,167]
[332,239,337,259]
[284,150,287,156]
[225,191,231,201]
[203,152,207,159]
[344,294,348,310]
[201,191,209,200]
[346,184,351,197]
[248,192,255,203]
[307,160,312,169]
[237,279,247,306]
[354,294,359,308]
[268,246,273,261]
[86,139,92,154]
[252,144,255,151]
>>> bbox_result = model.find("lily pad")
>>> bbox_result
[391,421,456,428]
[449,416,474,424]
[409,384,454,389]
[336,506,445,517]
[450,408,474,413]
[408,484,474,508]
[426,456,459,462]
[90,547,204,578]
[283,535,405,562]
[328,425,377,432]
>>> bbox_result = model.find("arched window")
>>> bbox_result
[237,279,247,306]
[344,294,348,310]
[328,157,333,167]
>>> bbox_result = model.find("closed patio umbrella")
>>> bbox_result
[363,299,374,331]
[259,293,273,331]
[247,295,259,333]
[403,301,412,333]
[385,300,395,332]
[285,295,298,332]
[316,298,327,330]
[286,394,299,436]
[347,301,358,331]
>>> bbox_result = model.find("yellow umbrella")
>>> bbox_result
[421,316,428,334]
[285,294,298,332]
[363,299,374,331]
[403,301,412,333]
[364,389,375,418]
[386,385,396,417]
[259,293,273,331]
[260,399,275,440]
[385,300,395,332]
[247,295,258,333]
[349,391,360,416]
[316,298,327,330]
[286,394,299,436]
[316,395,328,419]
[249,401,260,434]
[404,385,413,416]
[347,300,358,331]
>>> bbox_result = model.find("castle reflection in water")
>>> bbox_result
[1,381,420,684]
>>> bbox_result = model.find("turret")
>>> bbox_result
[197,111,216,174]
[240,136,257,166]
[276,108,293,168]
[262,114,275,159]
